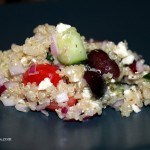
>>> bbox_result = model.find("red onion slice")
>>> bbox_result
[9,62,25,76]
[61,107,68,114]
[136,60,144,73]
[28,64,39,76]
[36,102,50,111]
[50,34,59,57]
[0,85,7,95]
[111,99,124,110]
[41,110,49,117]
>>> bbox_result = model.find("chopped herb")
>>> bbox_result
[143,73,150,81]
[46,53,54,62]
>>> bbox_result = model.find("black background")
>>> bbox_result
[0,0,150,61]
[0,0,150,150]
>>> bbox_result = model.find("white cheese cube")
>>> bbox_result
[38,78,53,90]
[82,87,92,99]
[122,55,135,65]
[114,42,128,58]
[55,92,68,103]
[56,23,71,33]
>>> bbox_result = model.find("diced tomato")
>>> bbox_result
[46,101,60,111]
[22,64,61,86]
[67,97,77,107]
[47,97,77,111]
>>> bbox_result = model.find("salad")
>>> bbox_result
[0,23,150,121]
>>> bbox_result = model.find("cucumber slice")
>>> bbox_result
[56,26,87,65]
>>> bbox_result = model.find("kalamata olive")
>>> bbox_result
[84,71,106,98]
[88,49,120,78]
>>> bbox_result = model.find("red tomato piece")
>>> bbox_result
[46,101,60,111]
[67,97,77,107]
[22,64,61,86]
[47,97,77,111]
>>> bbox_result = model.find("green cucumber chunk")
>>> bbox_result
[56,27,87,65]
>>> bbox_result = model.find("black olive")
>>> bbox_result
[84,71,106,98]
[88,49,120,78]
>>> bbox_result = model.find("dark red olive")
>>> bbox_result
[88,49,120,78]
[84,71,106,98]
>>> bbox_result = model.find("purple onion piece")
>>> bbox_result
[0,85,7,95]
[61,107,68,114]
[28,64,39,75]
[111,99,124,110]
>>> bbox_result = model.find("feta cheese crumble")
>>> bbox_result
[38,78,53,90]
[122,55,135,65]
[56,92,68,103]
[56,23,71,33]
[115,42,128,58]
[82,87,92,99]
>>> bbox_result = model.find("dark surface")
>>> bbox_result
[0,0,150,150]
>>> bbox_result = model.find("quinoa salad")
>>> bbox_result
[0,23,150,121]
